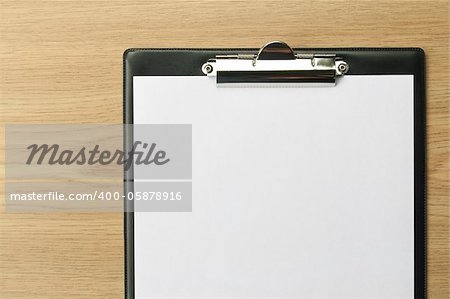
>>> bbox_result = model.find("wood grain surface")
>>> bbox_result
[0,1,448,298]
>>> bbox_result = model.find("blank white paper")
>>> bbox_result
[133,75,414,299]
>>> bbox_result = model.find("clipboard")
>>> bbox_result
[124,42,426,299]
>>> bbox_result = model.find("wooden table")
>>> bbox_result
[1,1,448,298]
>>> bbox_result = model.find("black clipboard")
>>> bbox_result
[124,42,426,299]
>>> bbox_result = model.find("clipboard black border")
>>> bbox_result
[124,48,426,299]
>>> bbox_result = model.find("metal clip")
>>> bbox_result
[202,41,349,86]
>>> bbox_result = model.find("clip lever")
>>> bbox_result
[202,41,349,86]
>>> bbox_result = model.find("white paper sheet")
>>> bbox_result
[133,75,414,299]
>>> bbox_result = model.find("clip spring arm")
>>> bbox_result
[202,41,349,86]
